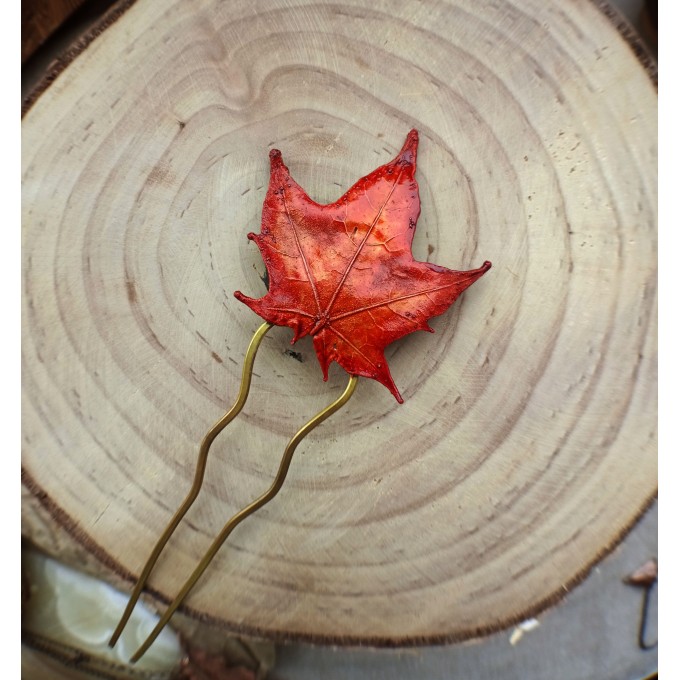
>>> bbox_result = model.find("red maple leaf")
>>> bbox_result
[235,130,491,403]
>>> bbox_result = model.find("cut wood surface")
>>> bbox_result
[22,0,657,644]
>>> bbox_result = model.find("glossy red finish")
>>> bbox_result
[235,130,491,402]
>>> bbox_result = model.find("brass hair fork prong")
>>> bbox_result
[109,321,272,649]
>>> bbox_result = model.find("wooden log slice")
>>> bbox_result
[22,0,657,644]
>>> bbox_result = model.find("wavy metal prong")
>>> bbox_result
[109,322,273,648]
[129,373,359,663]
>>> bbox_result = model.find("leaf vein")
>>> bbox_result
[269,307,315,318]
[327,324,379,370]
[282,192,322,315]
[329,281,457,322]
[324,168,404,316]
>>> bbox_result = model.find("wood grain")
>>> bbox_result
[22,0,657,644]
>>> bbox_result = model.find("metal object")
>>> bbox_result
[109,323,358,662]
[636,582,657,651]
[623,558,658,652]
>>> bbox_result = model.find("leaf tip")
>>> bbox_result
[381,370,404,403]
[397,129,419,167]
[269,148,287,174]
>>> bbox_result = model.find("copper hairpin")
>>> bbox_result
[109,129,490,662]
